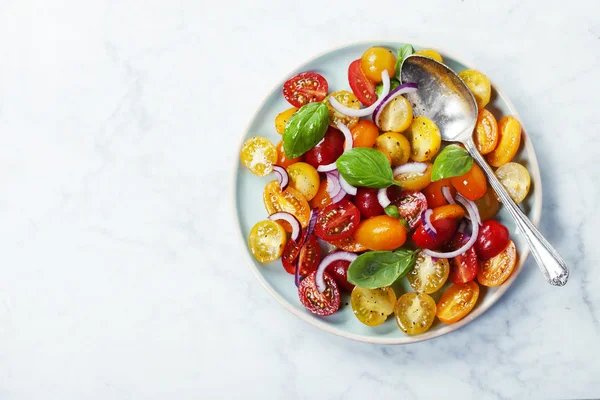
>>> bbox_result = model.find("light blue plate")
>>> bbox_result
[234,41,542,344]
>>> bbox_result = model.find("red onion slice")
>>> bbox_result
[273,165,289,190]
[331,187,347,203]
[335,121,354,152]
[373,82,419,129]
[317,163,338,172]
[393,162,428,176]
[315,251,358,292]
[294,209,319,287]
[328,70,390,118]
[338,175,357,196]
[456,193,482,226]
[423,195,479,258]
[377,188,391,208]
[268,212,301,241]
[441,186,455,204]
[325,171,341,198]
[421,209,437,237]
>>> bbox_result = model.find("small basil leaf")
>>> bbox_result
[398,218,410,231]
[384,205,400,219]
[336,148,399,188]
[395,44,414,79]
[376,78,400,97]
[283,102,329,159]
[431,144,474,181]
[347,249,417,289]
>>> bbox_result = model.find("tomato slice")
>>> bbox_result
[412,218,457,250]
[314,199,361,241]
[436,281,480,324]
[298,271,341,316]
[348,59,377,106]
[263,180,311,230]
[283,72,328,108]
[281,233,320,276]
[351,286,396,326]
[326,260,354,292]
[447,233,478,284]
[394,292,437,335]
[478,240,517,287]
[387,188,428,230]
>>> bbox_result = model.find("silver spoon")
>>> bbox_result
[400,54,569,286]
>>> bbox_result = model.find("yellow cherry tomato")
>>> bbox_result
[353,215,407,251]
[360,47,396,83]
[414,49,443,63]
[394,292,437,335]
[375,95,413,133]
[240,136,278,176]
[473,108,499,155]
[286,162,320,201]
[475,187,501,221]
[275,107,297,134]
[487,116,522,167]
[325,90,360,128]
[374,132,411,166]
[404,116,441,162]
[263,180,311,229]
[458,69,491,108]
[407,251,450,294]
[248,220,287,263]
[351,286,397,326]
[436,281,480,324]
[495,162,531,204]
[394,162,433,191]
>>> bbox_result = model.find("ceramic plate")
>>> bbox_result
[234,41,542,344]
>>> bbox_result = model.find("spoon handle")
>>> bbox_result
[464,139,569,286]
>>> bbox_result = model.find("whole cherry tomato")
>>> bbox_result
[475,220,510,260]
[354,187,384,218]
[422,178,456,208]
[412,218,457,250]
[304,127,345,169]
[326,260,355,292]
[450,163,487,201]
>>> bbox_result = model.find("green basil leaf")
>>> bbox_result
[431,144,474,181]
[395,44,414,79]
[336,148,399,188]
[384,204,400,219]
[376,78,400,97]
[347,249,417,289]
[398,218,410,231]
[283,102,329,159]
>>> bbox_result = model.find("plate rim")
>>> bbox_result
[232,40,542,345]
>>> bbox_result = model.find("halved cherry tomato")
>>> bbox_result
[351,286,396,326]
[414,49,443,63]
[360,47,396,83]
[436,281,480,324]
[353,215,407,251]
[412,218,457,250]
[287,162,320,201]
[374,132,411,166]
[275,107,297,135]
[394,292,437,335]
[281,234,320,276]
[450,163,487,201]
[422,178,456,208]
[348,59,377,106]
[387,188,428,230]
[475,220,510,260]
[473,109,498,155]
[350,120,379,148]
[248,220,287,263]
[309,176,332,210]
[495,162,530,204]
[375,96,413,133]
[276,141,301,168]
[304,126,345,169]
[263,180,311,229]
[487,116,521,167]
[330,235,367,253]
[405,116,441,162]
[298,271,340,316]
[407,250,449,294]
[475,187,500,221]
[431,204,465,221]
[325,90,360,128]
[458,69,491,108]
[240,136,278,176]
[354,187,384,219]
[394,163,432,191]
[477,240,517,287]
[314,199,361,241]
[283,72,328,108]
[447,233,478,284]
[326,260,354,292]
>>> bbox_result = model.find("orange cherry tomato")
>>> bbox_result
[487,116,521,167]
[422,178,456,208]
[436,281,480,324]
[263,180,311,230]
[478,240,517,287]
[394,162,432,191]
[350,120,380,148]
[276,141,301,168]
[473,109,498,155]
[431,204,465,221]
[329,235,368,253]
[475,187,501,221]
[309,176,332,210]
[353,215,407,251]
[450,163,487,201]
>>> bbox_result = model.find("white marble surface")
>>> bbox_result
[0,0,599,398]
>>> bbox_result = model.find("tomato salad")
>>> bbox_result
[240,45,531,335]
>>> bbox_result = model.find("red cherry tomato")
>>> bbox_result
[387,188,428,230]
[326,260,355,292]
[475,220,510,260]
[298,271,341,316]
[448,233,478,284]
[281,234,321,275]
[304,127,345,169]
[354,187,384,218]
[348,59,377,106]
[314,199,361,241]
[283,72,328,108]
[412,218,457,250]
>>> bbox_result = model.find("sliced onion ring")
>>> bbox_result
[328,70,390,118]
[315,251,358,292]
[377,188,391,208]
[273,165,289,190]
[441,186,455,204]
[457,193,482,226]
[393,162,428,176]
[268,212,301,241]
[421,209,437,237]
[335,121,353,152]
[331,187,347,203]
[338,175,357,196]
[317,163,338,172]
[423,196,479,259]
[325,171,341,198]
[373,82,419,129]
